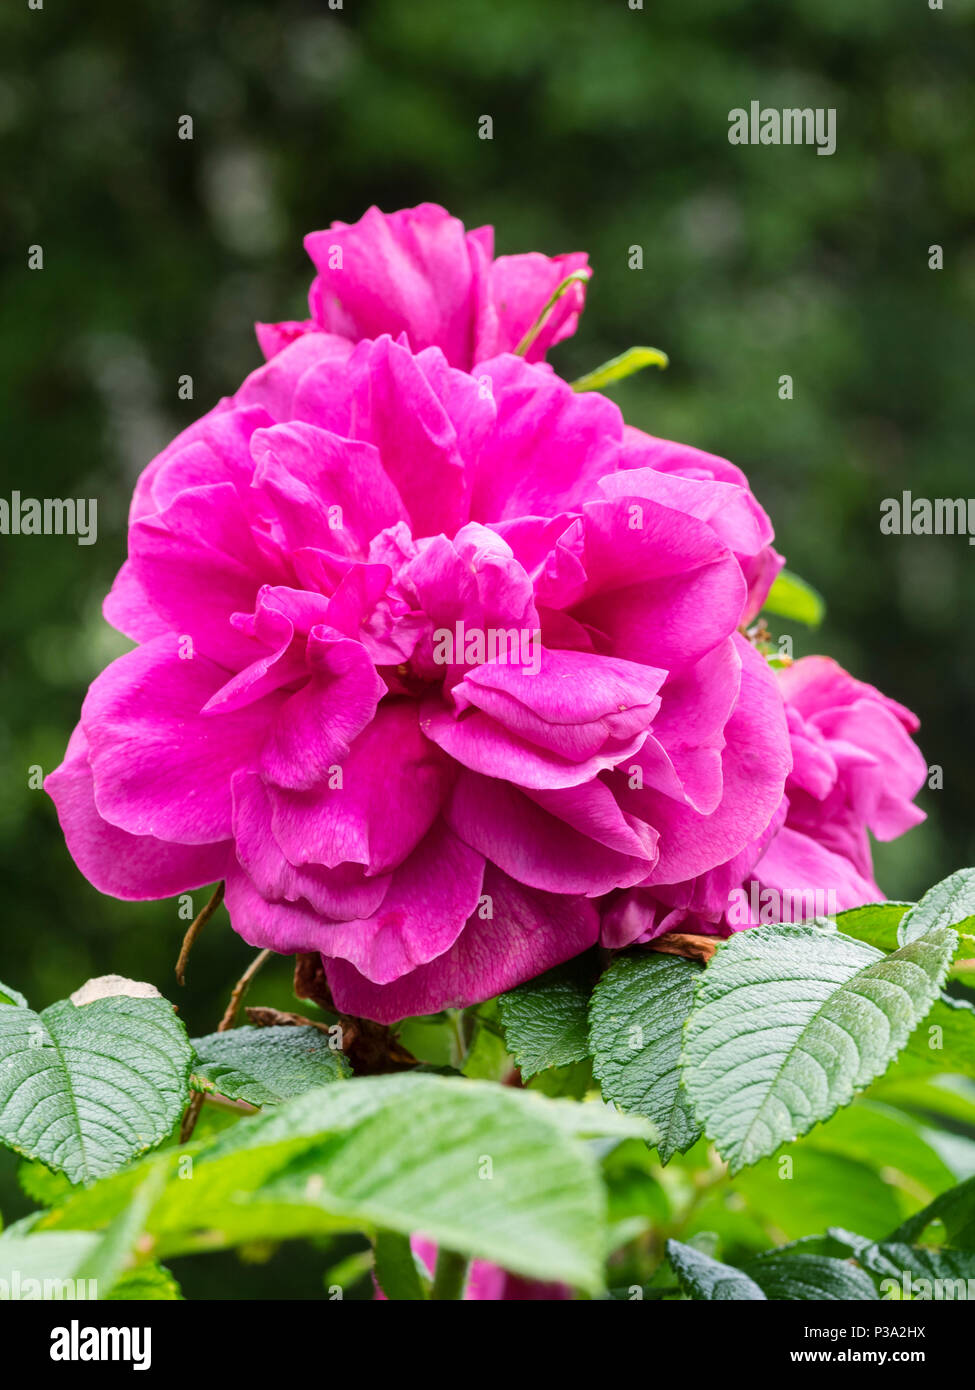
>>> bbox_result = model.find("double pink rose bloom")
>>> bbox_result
[47,203,927,1023]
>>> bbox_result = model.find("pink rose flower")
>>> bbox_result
[47,317,791,1021]
[255,202,590,370]
[748,656,927,912]
[603,655,926,946]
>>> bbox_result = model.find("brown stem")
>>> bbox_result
[646,932,718,965]
[179,1091,205,1143]
[217,948,272,1032]
[175,881,225,986]
[179,945,272,1143]
[292,953,417,1073]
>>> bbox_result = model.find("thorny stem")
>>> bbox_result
[178,1092,205,1144]
[175,880,225,986]
[180,946,272,1142]
[217,948,273,1033]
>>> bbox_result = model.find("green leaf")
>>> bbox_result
[461,1004,511,1082]
[897,992,975,1076]
[731,1147,903,1241]
[666,1239,766,1300]
[0,981,27,1009]
[899,868,975,945]
[571,345,669,393]
[742,1251,878,1300]
[107,1262,182,1300]
[18,1160,73,1208]
[887,1174,975,1247]
[0,993,193,1183]
[191,1025,350,1105]
[374,1229,428,1300]
[589,953,702,1163]
[856,1242,975,1296]
[499,960,592,1080]
[682,923,957,1173]
[803,1099,958,1199]
[0,1230,102,1294]
[761,568,825,627]
[74,1161,169,1297]
[526,1057,593,1099]
[39,1073,618,1293]
[834,902,913,954]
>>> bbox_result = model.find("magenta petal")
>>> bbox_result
[127,481,287,670]
[616,636,791,884]
[600,465,773,562]
[482,251,590,362]
[235,332,356,424]
[82,636,280,844]
[314,820,485,984]
[325,866,600,1023]
[46,726,230,899]
[231,770,390,920]
[751,823,881,913]
[250,422,409,555]
[568,499,747,672]
[453,648,666,761]
[268,699,452,875]
[306,203,477,365]
[259,632,385,791]
[223,861,344,954]
[423,699,650,791]
[446,770,653,894]
[471,356,622,523]
[349,337,487,537]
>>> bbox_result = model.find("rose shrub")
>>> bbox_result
[46,204,926,1023]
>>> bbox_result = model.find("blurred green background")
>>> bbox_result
[1,0,973,1294]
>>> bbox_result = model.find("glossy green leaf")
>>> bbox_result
[192,1025,350,1105]
[682,923,956,1172]
[589,953,702,1162]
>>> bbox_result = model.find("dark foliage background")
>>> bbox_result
[1,0,973,1294]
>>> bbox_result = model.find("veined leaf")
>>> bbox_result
[899,868,975,945]
[897,992,975,1076]
[681,923,956,1172]
[835,902,913,954]
[856,1242,975,1296]
[499,960,592,1080]
[192,1025,350,1105]
[38,1073,624,1293]
[741,1251,877,1300]
[666,1239,766,1300]
[0,993,193,1183]
[589,953,702,1163]
[887,1174,975,1247]
[0,1230,100,1291]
